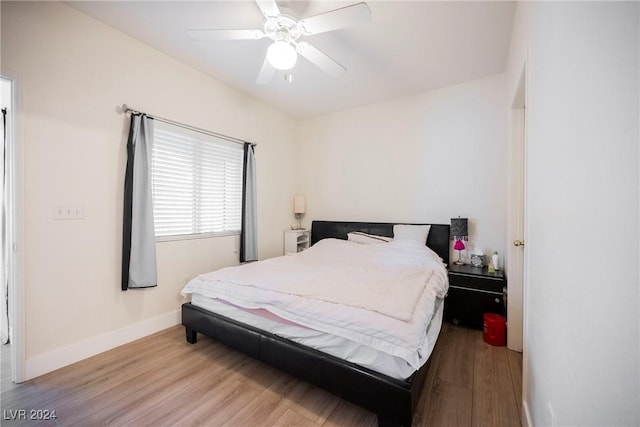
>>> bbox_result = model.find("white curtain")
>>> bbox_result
[240,143,257,262]
[122,114,157,290]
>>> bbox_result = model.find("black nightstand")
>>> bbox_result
[445,263,507,329]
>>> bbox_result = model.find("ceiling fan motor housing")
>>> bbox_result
[264,15,301,44]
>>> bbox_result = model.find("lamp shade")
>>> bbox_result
[453,239,466,251]
[267,41,297,70]
[450,217,468,238]
[294,195,306,214]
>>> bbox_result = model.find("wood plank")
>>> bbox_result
[171,378,262,426]
[113,347,250,426]
[433,323,478,388]
[222,373,302,426]
[273,408,320,427]
[31,342,189,418]
[283,382,340,425]
[414,378,473,427]
[413,322,476,426]
[108,349,250,426]
[472,334,522,427]
[1,322,523,427]
[322,399,377,427]
[62,341,222,425]
[507,349,524,422]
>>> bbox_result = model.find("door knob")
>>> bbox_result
[513,240,525,247]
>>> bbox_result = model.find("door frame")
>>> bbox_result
[2,73,25,383]
[507,55,531,426]
[507,63,526,352]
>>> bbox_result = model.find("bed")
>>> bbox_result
[181,220,450,426]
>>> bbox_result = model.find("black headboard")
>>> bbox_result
[311,220,450,266]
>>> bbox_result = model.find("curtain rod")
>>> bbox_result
[121,104,256,147]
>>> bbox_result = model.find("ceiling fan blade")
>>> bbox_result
[255,0,280,18]
[256,55,276,85]
[297,2,371,35]
[186,29,264,41]
[296,42,346,77]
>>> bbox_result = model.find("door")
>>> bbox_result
[507,67,527,352]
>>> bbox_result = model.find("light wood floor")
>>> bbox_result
[0,322,522,426]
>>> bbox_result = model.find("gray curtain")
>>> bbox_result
[240,143,257,262]
[122,114,157,290]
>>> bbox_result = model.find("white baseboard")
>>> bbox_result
[523,400,533,427]
[25,309,180,380]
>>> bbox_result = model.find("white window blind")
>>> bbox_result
[151,121,244,239]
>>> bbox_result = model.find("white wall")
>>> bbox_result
[1,1,298,379]
[507,2,639,426]
[298,74,508,263]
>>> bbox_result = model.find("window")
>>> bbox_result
[151,121,243,240]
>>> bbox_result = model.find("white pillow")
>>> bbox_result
[347,231,393,244]
[393,224,431,244]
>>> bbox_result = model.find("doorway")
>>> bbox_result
[1,78,11,346]
[508,65,526,352]
[1,75,20,384]
[508,63,528,424]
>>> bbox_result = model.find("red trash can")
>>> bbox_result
[483,313,506,346]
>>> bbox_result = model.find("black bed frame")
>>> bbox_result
[182,220,450,426]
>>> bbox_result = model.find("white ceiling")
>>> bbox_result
[65,1,516,119]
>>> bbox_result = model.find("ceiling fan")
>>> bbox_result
[187,0,372,84]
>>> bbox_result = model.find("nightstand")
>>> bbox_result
[445,263,506,329]
[284,229,310,255]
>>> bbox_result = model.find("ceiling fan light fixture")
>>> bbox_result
[267,40,297,70]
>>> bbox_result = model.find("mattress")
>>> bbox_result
[183,239,448,367]
[190,293,444,380]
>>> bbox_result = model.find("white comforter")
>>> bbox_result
[181,238,448,369]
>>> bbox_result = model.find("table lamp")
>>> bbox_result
[450,217,468,265]
[293,195,306,229]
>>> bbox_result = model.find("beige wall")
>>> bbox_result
[297,74,508,263]
[507,2,639,425]
[1,1,298,377]
[2,1,516,381]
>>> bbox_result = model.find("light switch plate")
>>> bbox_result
[53,204,84,220]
